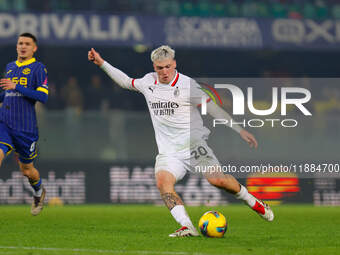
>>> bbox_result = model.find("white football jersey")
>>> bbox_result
[130,71,210,156]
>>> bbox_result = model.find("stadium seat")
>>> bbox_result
[0,0,10,11]
[288,3,303,19]
[241,0,258,18]
[180,1,198,16]
[197,0,211,17]
[332,4,340,19]
[271,1,288,18]
[256,2,270,18]
[303,2,317,19]
[225,0,240,17]
[212,2,227,17]
[315,0,329,19]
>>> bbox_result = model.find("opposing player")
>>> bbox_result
[0,33,48,215]
[88,46,274,237]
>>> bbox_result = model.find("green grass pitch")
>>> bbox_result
[0,205,339,255]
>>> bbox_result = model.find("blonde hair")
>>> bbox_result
[151,45,175,62]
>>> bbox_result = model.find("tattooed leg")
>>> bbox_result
[155,170,197,233]
[156,170,183,210]
[161,192,184,210]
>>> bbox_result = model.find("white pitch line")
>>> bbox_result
[0,246,225,255]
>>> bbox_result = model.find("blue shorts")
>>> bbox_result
[0,122,38,163]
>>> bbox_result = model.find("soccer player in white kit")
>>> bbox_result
[88,46,274,237]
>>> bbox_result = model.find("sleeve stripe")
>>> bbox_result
[197,98,211,107]
[132,79,135,88]
[37,87,49,95]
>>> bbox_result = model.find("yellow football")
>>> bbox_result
[198,211,227,238]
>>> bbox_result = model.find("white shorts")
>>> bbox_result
[154,141,220,182]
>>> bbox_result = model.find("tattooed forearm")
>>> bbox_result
[161,192,184,210]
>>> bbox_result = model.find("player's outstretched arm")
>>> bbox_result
[88,48,104,66]
[88,48,133,90]
[206,101,258,148]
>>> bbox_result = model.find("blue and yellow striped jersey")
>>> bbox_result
[0,58,48,134]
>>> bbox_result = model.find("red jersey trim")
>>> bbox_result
[171,73,179,87]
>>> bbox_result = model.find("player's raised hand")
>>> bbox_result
[0,78,16,90]
[88,48,104,66]
[240,129,258,149]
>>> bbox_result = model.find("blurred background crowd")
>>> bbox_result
[2,0,340,19]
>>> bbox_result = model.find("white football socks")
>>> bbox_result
[170,205,195,229]
[235,185,256,208]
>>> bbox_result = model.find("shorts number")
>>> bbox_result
[30,142,36,152]
[191,146,208,160]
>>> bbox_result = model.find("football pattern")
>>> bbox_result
[198,211,227,238]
